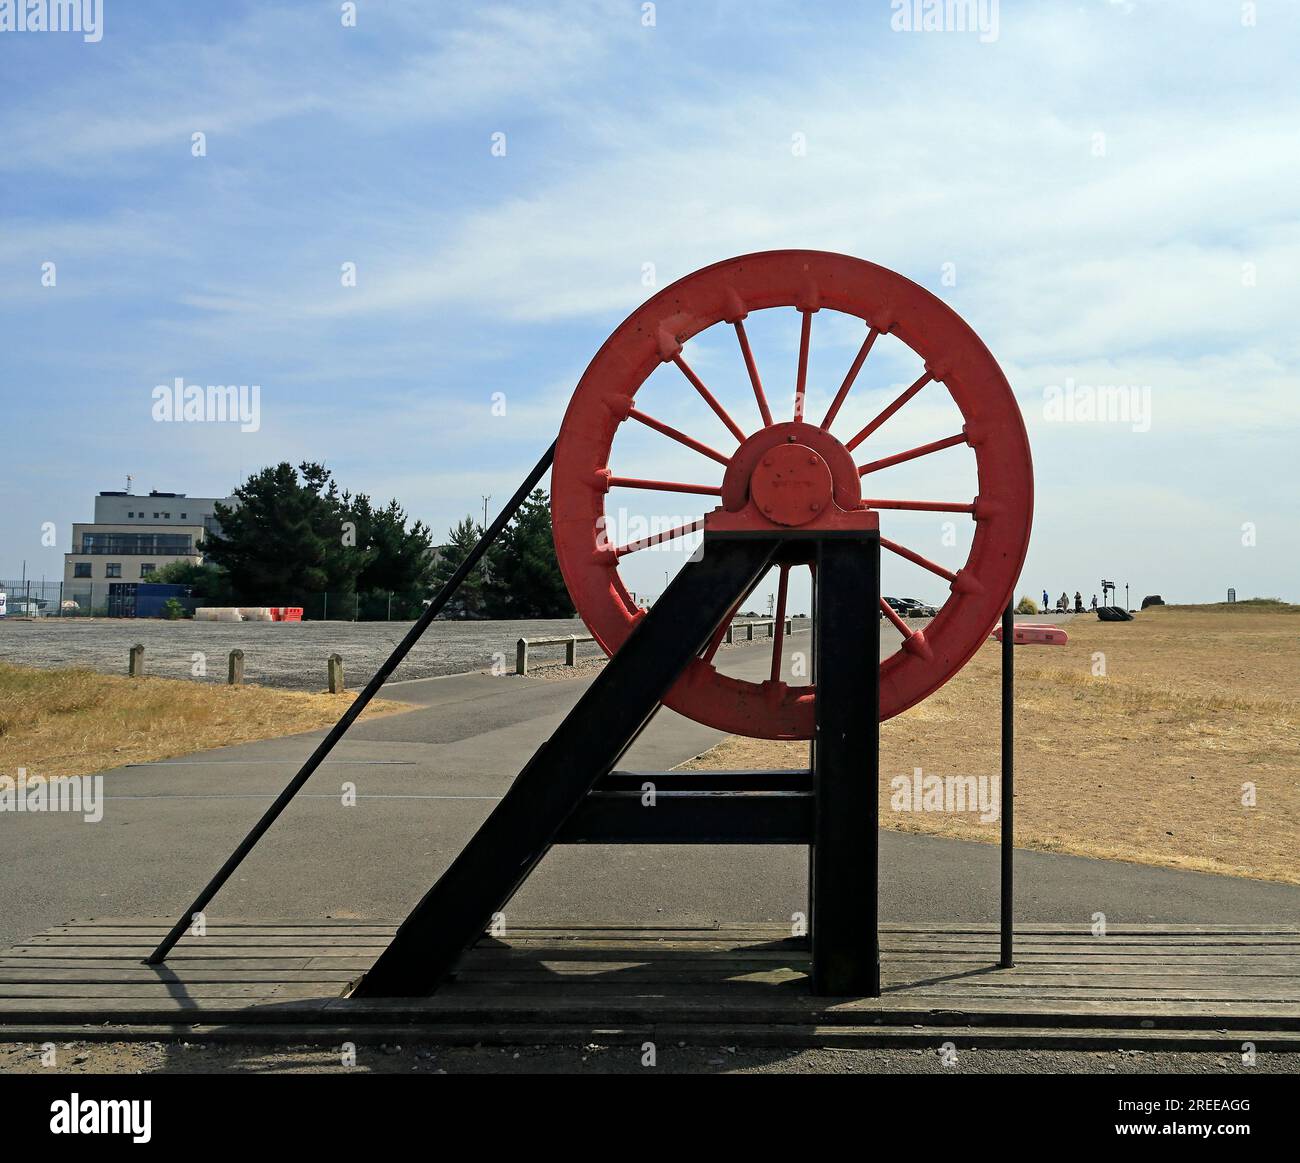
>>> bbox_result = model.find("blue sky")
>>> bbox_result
[1,0,1296,612]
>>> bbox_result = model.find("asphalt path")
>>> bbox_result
[4,621,1297,953]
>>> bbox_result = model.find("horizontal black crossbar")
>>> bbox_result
[597,769,812,793]
[556,787,813,844]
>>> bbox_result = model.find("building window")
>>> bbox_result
[128,512,135,518]
[180,513,186,519]
[153,512,159,519]
[78,532,192,555]
[163,512,171,518]
[140,563,156,578]
[105,563,122,578]
[73,562,92,578]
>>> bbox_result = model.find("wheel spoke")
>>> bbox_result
[607,475,722,497]
[862,497,975,513]
[769,564,790,683]
[880,597,933,660]
[819,327,880,430]
[857,432,968,477]
[672,353,747,443]
[879,596,911,636]
[733,321,773,427]
[793,310,812,422]
[613,519,704,558]
[628,408,731,466]
[844,372,933,452]
[880,536,958,583]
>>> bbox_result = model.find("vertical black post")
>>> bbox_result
[805,562,817,944]
[1000,600,1015,968]
[810,533,880,996]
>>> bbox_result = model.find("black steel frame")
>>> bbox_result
[147,439,1018,998]
[352,527,882,998]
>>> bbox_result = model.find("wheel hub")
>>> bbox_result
[749,444,833,526]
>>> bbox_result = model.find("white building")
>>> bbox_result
[63,489,234,613]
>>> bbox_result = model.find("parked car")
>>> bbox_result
[901,597,939,617]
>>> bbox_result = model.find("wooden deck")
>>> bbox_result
[2,920,1298,1049]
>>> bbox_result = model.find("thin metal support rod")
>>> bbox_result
[1000,600,1014,969]
[146,441,558,966]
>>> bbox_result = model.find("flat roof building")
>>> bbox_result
[63,489,234,614]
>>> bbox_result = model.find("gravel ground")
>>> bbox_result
[0,617,604,690]
[1,1040,1295,1075]
[0,615,808,690]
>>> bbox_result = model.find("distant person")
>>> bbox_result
[1090,594,1098,610]
[1058,592,1069,613]
[1073,591,1083,613]
[1042,589,1049,610]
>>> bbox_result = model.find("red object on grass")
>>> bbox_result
[992,624,1067,645]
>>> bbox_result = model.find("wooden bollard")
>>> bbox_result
[327,653,344,694]
[725,625,733,644]
[227,649,244,686]
[516,639,528,676]
[746,623,754,641]
[128,643,145,678]
[566,636,577,666]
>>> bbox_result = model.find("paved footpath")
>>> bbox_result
[3,630,1297,952]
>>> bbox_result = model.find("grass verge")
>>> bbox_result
[680,607,1299,884]
[0,662,412,779]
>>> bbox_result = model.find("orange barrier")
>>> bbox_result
[991,623,1067,645]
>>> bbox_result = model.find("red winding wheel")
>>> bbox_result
[552,250,1032,740]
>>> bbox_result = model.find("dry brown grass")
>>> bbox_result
[0,662,412,779]
[681,607,1300,884]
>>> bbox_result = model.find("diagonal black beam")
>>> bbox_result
[145,441,557,966]
[351,535,777,997]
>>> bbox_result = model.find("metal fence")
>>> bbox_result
[0,581,441,622]
[0,578,70,617]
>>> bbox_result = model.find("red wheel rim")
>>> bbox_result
[552,250,1033,740]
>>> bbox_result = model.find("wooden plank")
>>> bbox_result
[0,969,361,985]
[0,983,339,1000]
[0,1020,1296,1051]
[2,993,1297,1025]
[3,921,1298,1040]
[0,961,356,977]
[52,919,1300,936]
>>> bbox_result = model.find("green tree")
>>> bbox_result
[151,560,236,604]
[351,495,436,597]
[484,490,574,619]
[201,462,375,605]
[430,516,488,617]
